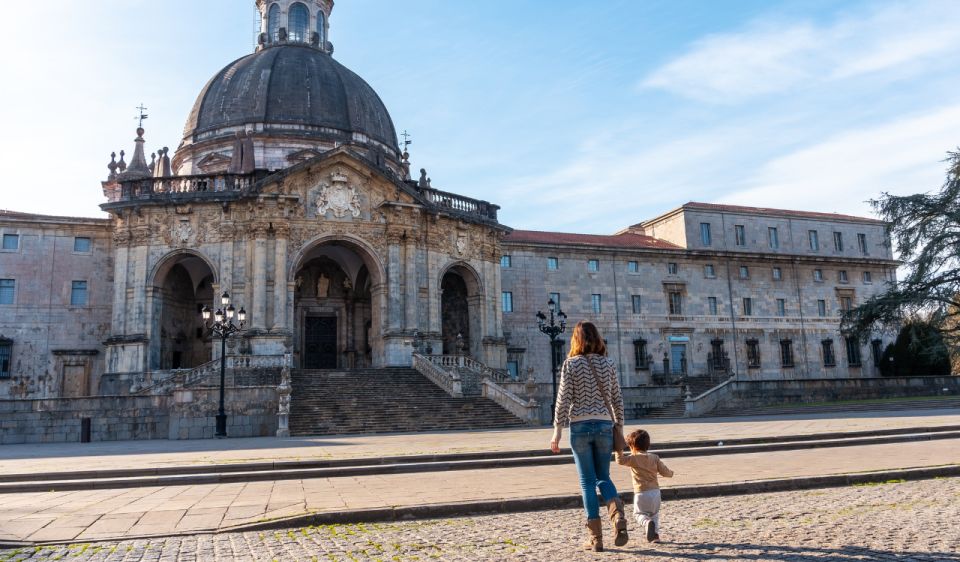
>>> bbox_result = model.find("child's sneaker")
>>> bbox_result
[645,521,657,542]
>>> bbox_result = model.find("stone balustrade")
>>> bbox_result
[411,353,463,398]
[113,171,266,203]
[481,380,539,424]
[414,353,536,422]
[418,186,499,222]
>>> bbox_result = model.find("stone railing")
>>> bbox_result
[133,355,288,395]
[133,359,219,395]
[116,171,266,202]
[481,380,540,424]
[684,378,736,417]
[412,353,463,398]
[419,186,499,222]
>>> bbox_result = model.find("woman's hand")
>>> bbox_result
[550,427,562,453]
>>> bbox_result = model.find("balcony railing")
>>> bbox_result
[418,186,499,222]
[114,172,267,202]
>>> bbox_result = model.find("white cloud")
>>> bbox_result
[641,0,960,103]
[720,104,960,215]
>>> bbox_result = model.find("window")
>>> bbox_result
[0,339,10,378]
[708,296,718,315]
[591,294,602,314]
[840,296,853,312]
[501,291,513,312]
[0,279,13,305]
[73,237,92,252]
[822,340,836,366]
[871,339,883,366]
[267,3,281,42]
[772,267,782,281]
[316,10,326,44]
[506,361,519,378]
[288,2,310,42]
[834,231,844,252]
[704,264,715,278]
[588,259,599,272]
[500,255,511,268]
[634,339,649,369]
[668,292,682,315]
[817,299,827,317]
[746,339,761,368]
[777,298,786,317]
[808,230,819,251]
[631,295,642,314]
[858,233,868,255]
[863,271,872,284]
[71,281,88,306]
[667,262,678,275]
[839,270,848,283]
[845,337,862,367]
[548,257,559,270]
[626,260,638,273]
[549,292,561,309]
[813,269,823,282]
[780,340,794,367]
[739,266,749,279]
[768,227,779,249]
[735,225,746,246]
[2,234,19,250]
[700,223,712,246]
[742,297,753,316]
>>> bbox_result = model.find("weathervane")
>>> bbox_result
[135,103,149,128]
[401,130,412,152]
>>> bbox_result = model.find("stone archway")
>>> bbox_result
[149,253,216,370]
[291,239,383,369]
[440,263,484,357]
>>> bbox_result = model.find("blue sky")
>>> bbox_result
[1,0,958,234]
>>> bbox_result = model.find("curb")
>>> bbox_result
[3,430,960,493]
[4,464,955,548]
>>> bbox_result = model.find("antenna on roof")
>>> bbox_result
[135,103,149,128]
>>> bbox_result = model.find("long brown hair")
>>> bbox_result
[568,321,607,358]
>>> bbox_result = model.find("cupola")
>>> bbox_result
[257,0,333,53]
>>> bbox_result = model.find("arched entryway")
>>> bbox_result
[149,252,216,370]
[440,264,483,357]
[291,239,383,369]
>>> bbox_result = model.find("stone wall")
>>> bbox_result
[0,386,277,444]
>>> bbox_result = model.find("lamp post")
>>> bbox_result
[201,291,247,438]
[536,298,567,420]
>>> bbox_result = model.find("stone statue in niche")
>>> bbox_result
[295,276,304,294]
[316,274,330,298]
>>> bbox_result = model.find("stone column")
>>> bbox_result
[386,241,402,332]
[273,228,288,330]
[404,239,418,330]
[110,235,130,334]
[252,224,268,330]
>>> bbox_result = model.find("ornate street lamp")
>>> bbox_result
[536,298,567,420]
[201,291,247,438]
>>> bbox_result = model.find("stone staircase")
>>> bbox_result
[708,396,960,417]
[289,368,527,436]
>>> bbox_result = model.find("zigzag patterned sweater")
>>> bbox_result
[553,354,625,427]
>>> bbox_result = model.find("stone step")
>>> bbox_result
[709,396,960,417]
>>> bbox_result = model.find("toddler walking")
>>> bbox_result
[614,429,674,542]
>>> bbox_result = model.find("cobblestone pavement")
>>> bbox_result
[2,477,958,561]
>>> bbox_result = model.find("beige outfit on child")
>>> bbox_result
[615,451,674,532]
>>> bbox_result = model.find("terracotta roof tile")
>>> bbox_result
[504,230,681,250]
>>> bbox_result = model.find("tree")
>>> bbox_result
[878,321,951,377]
[842,150,960,367]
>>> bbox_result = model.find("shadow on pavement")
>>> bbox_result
[626,541,960,561]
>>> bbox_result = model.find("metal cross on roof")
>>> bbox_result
[135,104,149,128]
[401,130,412,151]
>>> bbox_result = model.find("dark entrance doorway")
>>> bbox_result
[304,316,338,369]
[441,272,470,355]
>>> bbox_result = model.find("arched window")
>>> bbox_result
[317,11,326,45]
[267,3,281,42]
[288,3,310,43]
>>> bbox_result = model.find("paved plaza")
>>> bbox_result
[1,476,958,561]
[0,409,958,545]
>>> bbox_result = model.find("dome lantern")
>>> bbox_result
[256,0,333,53]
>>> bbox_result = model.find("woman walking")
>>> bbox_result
[550,321,628,552]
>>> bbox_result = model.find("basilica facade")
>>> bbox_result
[0,0,897,419]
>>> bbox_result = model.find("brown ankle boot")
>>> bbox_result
[583,518,604,552]
[606,497,629,546]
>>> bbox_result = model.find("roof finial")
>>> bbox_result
[107,152,118,180]
[400,130,412,180]
[117,150,127,173]
[135,103,149,128]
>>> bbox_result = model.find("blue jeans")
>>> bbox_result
[569,420,619,519]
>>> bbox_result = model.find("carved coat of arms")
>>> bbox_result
[316,170,362,219]
[456,235,467,255]
[169,220,193,246]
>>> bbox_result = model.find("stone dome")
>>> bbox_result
[182,44,399,156]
